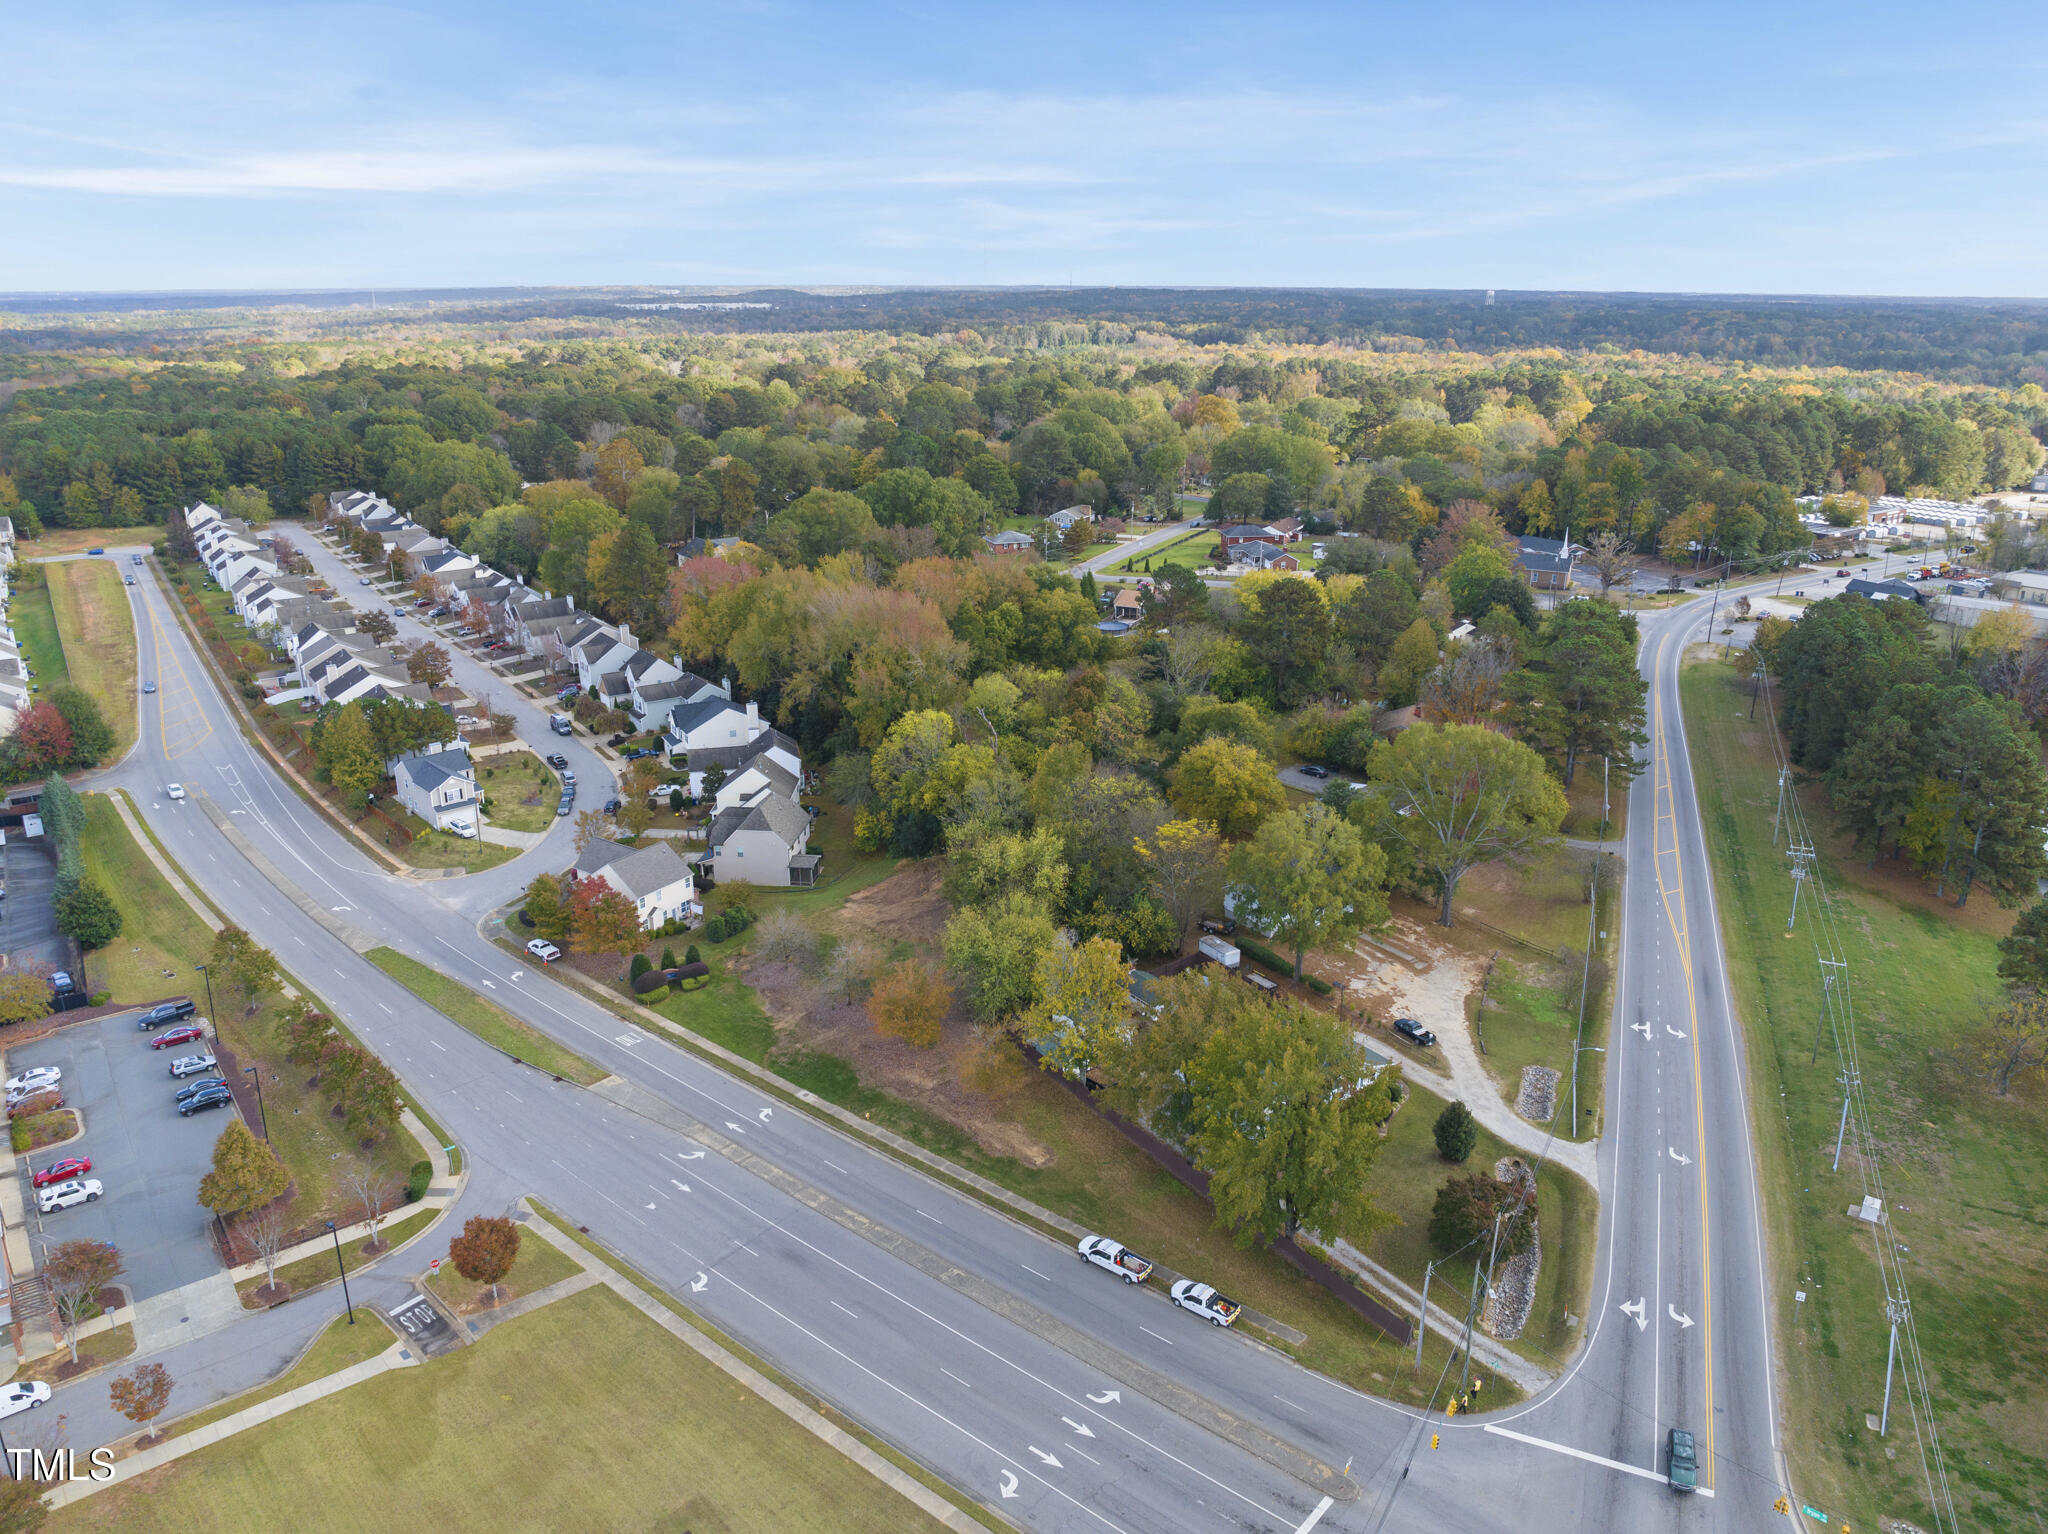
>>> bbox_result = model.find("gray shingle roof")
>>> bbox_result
[574,837,694,901]
[706,791,810,852]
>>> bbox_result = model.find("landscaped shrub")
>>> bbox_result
[629,954,652,981]
[636,985,669,1005]
[404,1160,433,1204]
[684,945,702,966]
[660,947,677,970]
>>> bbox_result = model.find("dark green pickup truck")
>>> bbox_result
[1668,1428,1699,1492]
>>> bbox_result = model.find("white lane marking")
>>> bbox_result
[377,1003,391,1014]
[1060,1415,1096,1438]
[1668,1146,1692,1166]
[1068,1445,1101,1467]
[1619,1297,1647,1330]
[430,1040,446,1051]
[1027,1446,1062,1468]
[1274,1394,1306,1412]
[830,1300,859,1319]
[1139,1325,1174,1346]
[914,1208,942,1225]
[1021,1264,1050,1281]
[941,1367,971,1388]
[1293,1496,1336,1533]
[1483,1425,1714,1497]
[824,1160,847,1174]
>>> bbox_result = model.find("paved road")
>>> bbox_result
[1071,520,1197,577]
[22,547,1799,1531]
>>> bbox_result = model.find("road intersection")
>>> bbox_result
[37,550,1798,1531]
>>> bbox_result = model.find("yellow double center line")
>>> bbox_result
[1649,628,1717,1487]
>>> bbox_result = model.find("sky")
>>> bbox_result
[3,0,2046,296]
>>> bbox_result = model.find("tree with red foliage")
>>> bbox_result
[14,702,73,772]
[569,875,643,955]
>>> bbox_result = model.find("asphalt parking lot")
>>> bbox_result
[7,1008,236,1301]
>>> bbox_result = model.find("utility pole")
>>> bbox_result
[1810,959,1846,1065]
[1414,1259,1437,1370]
[1570,855,1601,1135]
[1771,768,1791,846]
[1787,842,1815,929]
[1832,1065,1861,1171]
[1457,1211,1508,1402]
[1879,1295,1909,1435]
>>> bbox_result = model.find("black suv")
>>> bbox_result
[178,1084,234,1117]
[1393,1017,1437,1048]
[138,999,198,1030]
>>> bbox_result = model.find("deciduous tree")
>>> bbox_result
[1135,819,1227,946]
[1428,1173,1536,1257]
[197,1119,289,1219]
[1022,935,1130,1080]
[569,876,642,955]
[448,1215,520,1305]
[1168,737,1285,838]
[943,892,1059,1025]
[405,641,452,687]
[866,959,951,1049]
[1977,994,2048,1096]
[1227,805,1388,980]
[208,925,281,1014]
[45,1239,124,1363]
[108,1362,174,1443]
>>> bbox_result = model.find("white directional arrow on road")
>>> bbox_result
[689,1272,708,1293]
[997,1471,1019,1499]
[724,1122,747,1135]
[1668,1147,1693,1166]
[1060,1416,1097,1438]
[1631,1020,1652,1039]
[1666,1024,1687,1037]
[1086,1390,1121,1404]
[1668,1305,1696,1329]
[671,1179,692,1193]
[757,1106,773,1122]
[676,1150,705,1161]
[644,1202,656,1209]
[1620,1298,1647,1331]
[1027,1447,1062,1469]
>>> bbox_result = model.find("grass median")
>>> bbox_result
[1683,655,2048,1532]
[164,1314,393,1441]
[365,946,607,1086]
[235,1208,438,1309]
[53,1284,960,1534]
[46,556,138,756]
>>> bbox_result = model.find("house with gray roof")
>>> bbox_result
[574,837,699,929]
[702,790,819,888]
[392,745,479,835]
[679,727,802,798]
[1514,534,1578,590]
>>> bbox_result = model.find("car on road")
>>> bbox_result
[86,547,104,555]
[142,681,156,694]
[50,971,73,994]
[0,1384,50,1420]
[126,576,136,586]
[1298,764,1331,779]
[556,796,575,816]
[603,798,621,814]
[1392,1018,1437,1048]
[168,1053,218,1078]
[1077,1235,1153,1284]
[30,1157,91,1189]
[131,554,143,565]
[1667,1428,1697,1492]
[137,999,197,1030]
[358,576,372,586]
[166,783,186,801]
[37,1178,103,1213]
[5,1067,61,1098]
[525,939,562,963]
[545,753,569,769]
[1169,1280,1241,1327]
[149,1025,206,1051]
[178,1085,234,1117]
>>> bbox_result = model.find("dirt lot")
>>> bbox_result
[742,862,1057,1168]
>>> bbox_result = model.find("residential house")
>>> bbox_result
[0,516,14,568]
[1106,587,1145,622]
[662,694,770,757]
[1045,505,1096,531]
[1514,534,1577,591]
[1230,541,1299,572]
[1216,521,1303,554]
[983,530,1035,555]
[391,745,479,835]
[1844,577,1923,603]
[574,837,700,929]
[702,790,819,888]
[677,727,802,799]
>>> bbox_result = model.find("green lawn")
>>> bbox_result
[9,570,71,692]
[54,1285,959,1534]
[45,557,138,757]
[477,749,560,831]
[425,1225,581,1312]
[167,1315,393,1440]
[365,947,606,1085]
[1683,657,2048,1532]
[1109,529,1218,575]
[397,825,519,872]
[1358,1078,1597,1369]
[236,1208,439,1307]
[78,793,421,1229]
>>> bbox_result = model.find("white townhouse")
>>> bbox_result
[573,837,700,930]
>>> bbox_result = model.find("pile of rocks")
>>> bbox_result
[1515,1064,1561,1123]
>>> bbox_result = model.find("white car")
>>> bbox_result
[646,782,685,802]
[1170,1279,1242,1327]
[525,939,562,963]
[4,1066,61,1098]
[166,783,186,801]
[168,1053,218,1078]
[1077,1234,1153,1284]
[0,1383,49,1420]
[37,1178,103,1214]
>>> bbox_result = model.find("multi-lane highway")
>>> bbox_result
[43,548,1798,1531]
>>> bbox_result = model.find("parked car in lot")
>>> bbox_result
[174,1076,226,1104]
[1198,916,1236,937]
[5,1067,61,1098]
[30,1157,91,1189]
[168,1053,218,1078]
[37,1178,103,1213]
[178,1085,234,1117]
[1170,1280,1242,1327]
[556,797,574,816]
[0,1383,50,1419]
[526,939,562,963]
[137,999,197,1030]
[150,1025,206,1051]
[1077,1235,1154,1284]
[1392,1017,1437,1048]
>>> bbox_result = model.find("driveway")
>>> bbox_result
[7,1010,233,1302]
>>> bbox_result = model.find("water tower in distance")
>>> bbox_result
[1484,289,1496,306]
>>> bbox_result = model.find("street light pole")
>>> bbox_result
[243,1065,268,1139]
[326,1221,356,1324]
[195,963,216,1023]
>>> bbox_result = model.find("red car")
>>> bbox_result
[31,1157,90,1189]
[150,1025,205,1050]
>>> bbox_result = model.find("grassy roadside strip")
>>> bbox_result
[104,789,463,1184]
[45,557,138,758]
[234,1207,439,1308]
[147,561,406,874]
[530,1202,1011,1534]
[365,946,606,1086]
[159,1313,393,1442]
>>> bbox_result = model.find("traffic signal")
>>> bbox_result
[1773,1498,1790,1514]
[1430,1434,1440,1450]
